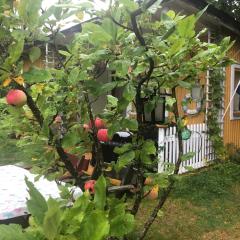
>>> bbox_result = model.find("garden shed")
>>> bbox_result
[155,0,240,172]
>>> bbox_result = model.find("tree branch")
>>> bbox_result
[130,0,157,123]
[132,0,158,17]
[83,91,104,179]
[17,85,80,183]
[109,15,133,31]
[17,85,44,127]
[0,66,10,73]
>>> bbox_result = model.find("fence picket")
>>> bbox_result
[158,123,215,173]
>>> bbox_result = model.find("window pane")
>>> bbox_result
[233,68,240,118]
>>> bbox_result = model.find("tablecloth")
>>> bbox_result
[0,165,81,220]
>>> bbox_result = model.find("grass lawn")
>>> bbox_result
[133,163,240,240]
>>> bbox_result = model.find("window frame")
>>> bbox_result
[230,64,240,120]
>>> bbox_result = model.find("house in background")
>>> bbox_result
[24,0,240,173]
[155,0,240,173]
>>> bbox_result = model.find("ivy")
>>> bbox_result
[207,68,226,160]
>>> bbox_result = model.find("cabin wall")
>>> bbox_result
[175,73,206,125]
[23,58,45,71]
[223,41,240,147]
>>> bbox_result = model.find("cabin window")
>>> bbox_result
[231,64,240,120]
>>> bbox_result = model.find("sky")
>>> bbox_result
[42,0,110,28]
[42,0,109,11]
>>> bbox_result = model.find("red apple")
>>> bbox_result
[84,180,96,193]
[95,117,105,129]
[6,89,27,107]
[97,129,109,142]
[89,117,105,129]
[83,123,90,132]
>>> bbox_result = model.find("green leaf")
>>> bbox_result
[110,213,134,237]
[25,177,48,225]
[82,23,112,46]
[144,100,155,113]
[98,82,118,95]
[23,68,52,83]
[116,150,135,170]
[108,122,121,137]
[122,118,138,130]
[5,31,24,66]
[18,0,42,27]
[108,198,126,219]
[29,47,41,63]
[59,50,71,57]
[62,131,80,148]
[94,176,106,210]
[68,67,79,84]
[63,193,91,224]
[107,95,118,108]
[114,143,133,155]
[0,224,25,240]
[119,0,138,11]
[195,5,208,21]
[101,18,118,43]
[161,25,176,41]
[166,97,176,107]
[181,152,195,161]
[43,198,62,240]
[123,83,136,101]
[78,210,110,240]
[142,140,156,155]
[177,15,196,38]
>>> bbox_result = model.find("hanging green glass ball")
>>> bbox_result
[181,127,191,140]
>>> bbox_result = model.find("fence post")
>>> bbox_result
[158,128,165,173]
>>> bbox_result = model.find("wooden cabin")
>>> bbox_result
[163,0,240,147]
[157,0,240,172]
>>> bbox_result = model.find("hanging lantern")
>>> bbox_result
[191,83,203,100]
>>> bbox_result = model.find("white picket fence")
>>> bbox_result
[158,123,215,174]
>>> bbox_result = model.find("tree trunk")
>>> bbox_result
[139,87,184,239]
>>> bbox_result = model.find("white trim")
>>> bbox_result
[230,64,240,120]
[205,30,211,122]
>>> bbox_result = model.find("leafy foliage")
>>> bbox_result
[0,177,134,240]
[207,69,226,160]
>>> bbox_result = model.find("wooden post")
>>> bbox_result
[158,127,165,173]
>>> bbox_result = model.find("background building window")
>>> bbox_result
[231,64,240,120]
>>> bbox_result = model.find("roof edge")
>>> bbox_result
[182,0,240,37]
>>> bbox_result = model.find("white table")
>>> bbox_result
[0,165,81,220]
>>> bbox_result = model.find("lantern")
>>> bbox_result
[191,83,203,100]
